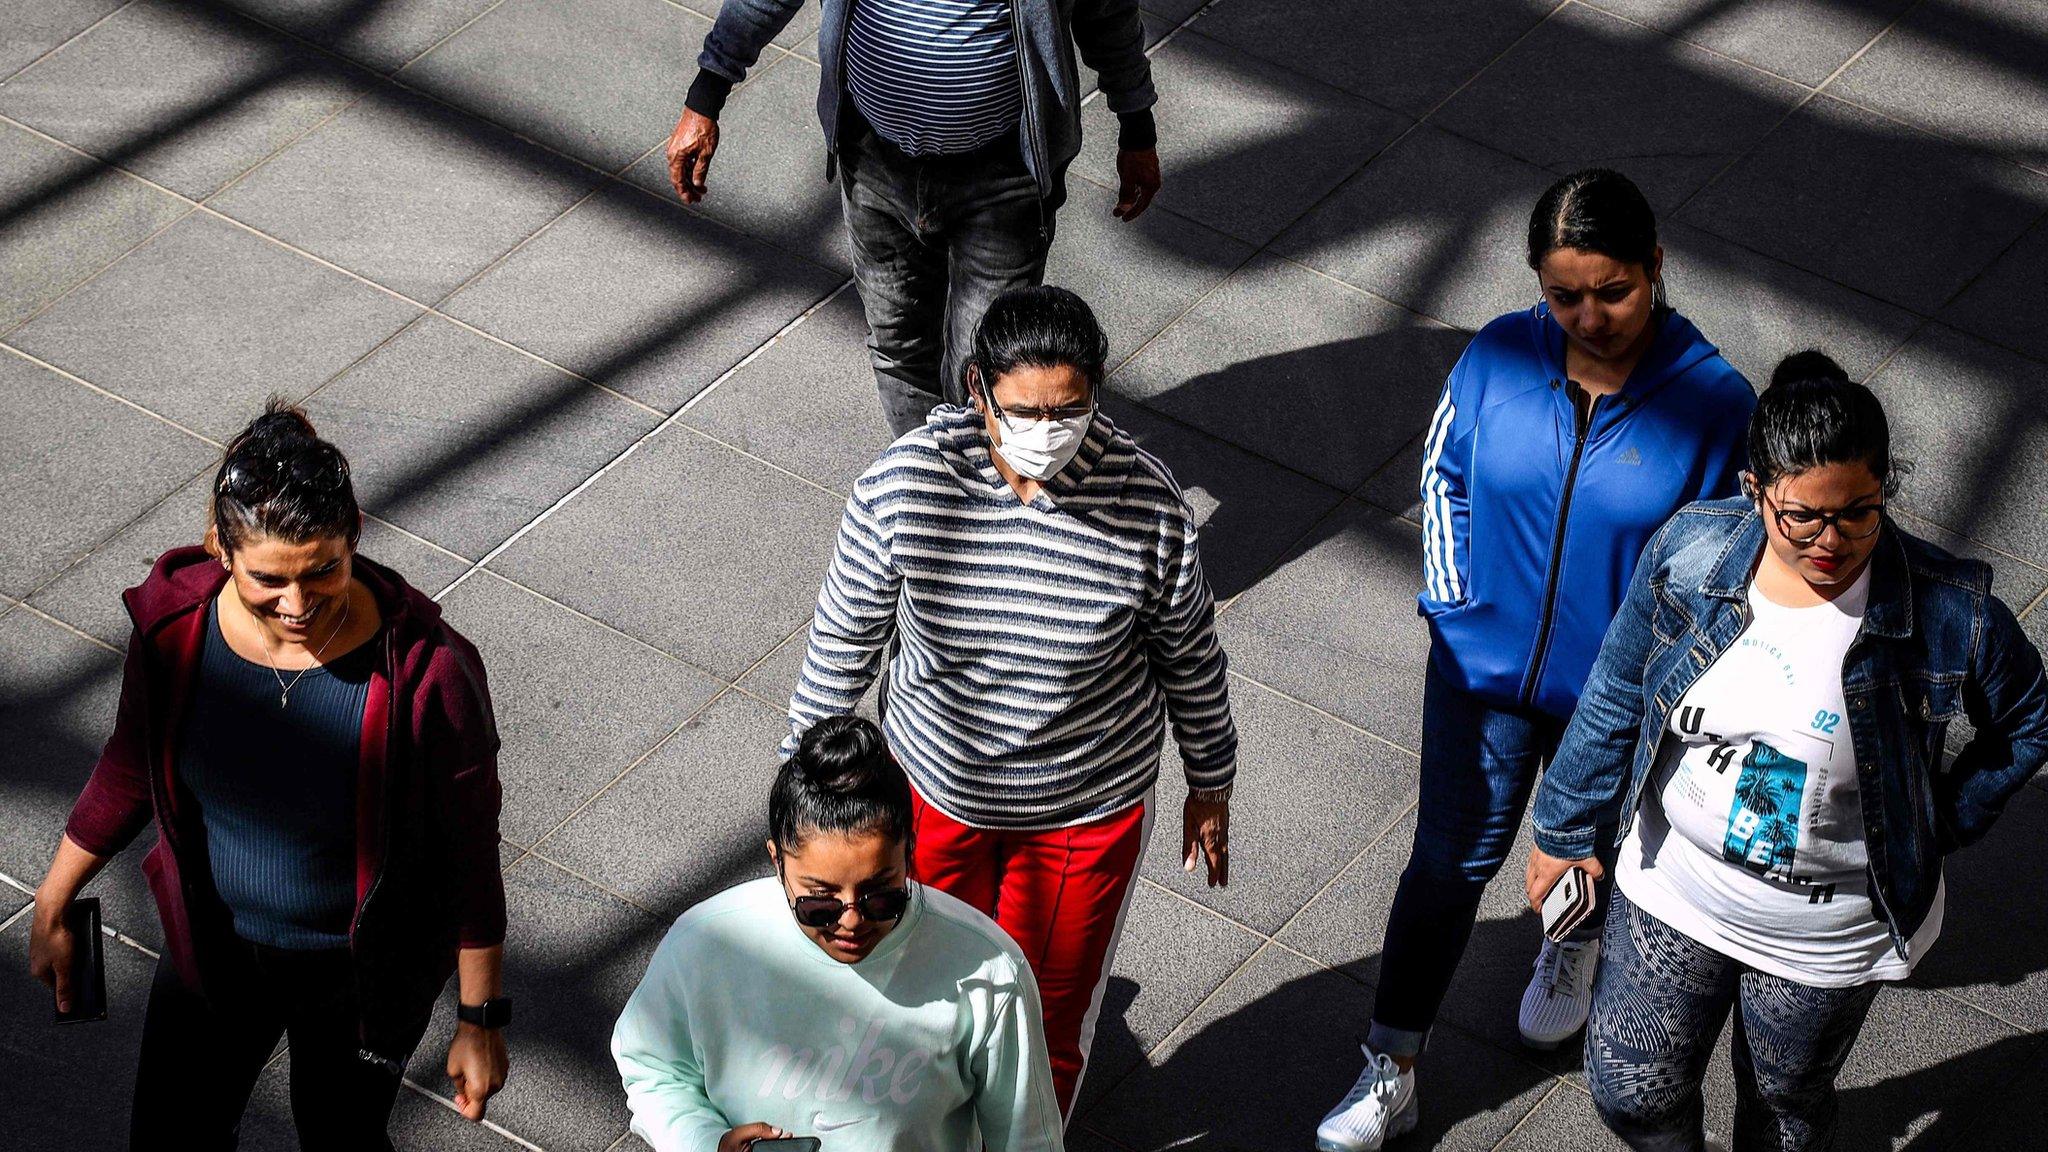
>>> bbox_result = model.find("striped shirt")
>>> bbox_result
[783,405,1238,829]
[844,0,1023,157]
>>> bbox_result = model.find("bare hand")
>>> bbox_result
[446,1023,509,1122]
[28,899,77,1014]
[1182,796,1230,888]
[666,108,720,204]
[719,1122,789,1152]
[1525,847,1603,915]
[1114,147,1161,221]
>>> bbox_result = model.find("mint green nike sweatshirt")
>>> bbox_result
[612,877,1065,1152]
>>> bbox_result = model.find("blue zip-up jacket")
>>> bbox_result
[1533,502,2048,954]
[1419,303,1757,718]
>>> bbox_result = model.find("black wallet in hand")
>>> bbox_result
[54,897,107,1024]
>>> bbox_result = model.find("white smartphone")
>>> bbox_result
[1540,866,1596,942]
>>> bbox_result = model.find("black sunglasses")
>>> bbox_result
[217,448,350,498]
[789,886,912,929]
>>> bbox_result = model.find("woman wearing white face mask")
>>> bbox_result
[782,284,1239,1120]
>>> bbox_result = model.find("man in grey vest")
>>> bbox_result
[667,0,1161,437]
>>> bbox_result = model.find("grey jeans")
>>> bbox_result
[838,118,1054,438]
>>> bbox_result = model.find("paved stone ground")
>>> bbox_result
[4,0,2047,1148]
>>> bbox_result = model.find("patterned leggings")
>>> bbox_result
[1585,888,1883,1152]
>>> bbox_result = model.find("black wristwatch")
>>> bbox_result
[457,997,513,1029]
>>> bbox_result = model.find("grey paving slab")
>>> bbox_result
[1680,95,2048,315]
[1071,883,1264,1118]
[398,0,711,172]
[1138,0,1204,23]
[680,291,893,493]
[1829,985,2032,1147]
[406,859,665,1152]
[1047,180,1256,372]
[29,473,470,650]
[0,0,372,199]
[1217,499,1429,754]
[229,0,505,74]
[242,1069,532,1151]
[733,625,869,724]
[1357,429,1425,522]
[1939,1035,2048,1148]
[1940,210,2048,365]
[1908,785,2048,1032]
[303,316,661,558]
[436,570,723,847]
[1115,252,1465,496]
[1275,810,1584,1076]
[0,609,164,952]
[0,0,124,80]
[1072,30,1410,246]
[1832,0,2048,173]
[1191,0,1557,117]
[0,116,189,334]
[7,211,422,441]
[1659,219,1921,387]
[621,54,849,274]
[0,920,159,1151]
[1101,399,1347,603]
[0,351,215,598]
[211,85,601,303]
[490,425,847,680]
[1580,0,1914,87]
[534,689,785,920]
[1865,324,2048,567]
[667,0,823,55]
[1274,124,1558,334]
[445,182,840,411]
[1491,1083,1626,1151]
[1140,678,1418,936]
[1433,3,1807,210]
[1089,944,1555,1151]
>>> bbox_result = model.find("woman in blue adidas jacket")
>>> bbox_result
[1317,170,1757,1152]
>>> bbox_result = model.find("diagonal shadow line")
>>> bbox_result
[0,0,393,227]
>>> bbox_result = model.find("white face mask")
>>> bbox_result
[991,406,1093,481]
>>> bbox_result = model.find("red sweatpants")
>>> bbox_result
[910,787,1151,1119]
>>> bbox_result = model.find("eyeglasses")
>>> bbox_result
[1763,492,1884,544]
[978,390,1095,424]
[788,886,912,929]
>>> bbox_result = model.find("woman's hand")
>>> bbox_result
[718,1123,789,1152]
[28,897,78,1013]
[1525,846,1603,915]
[446,1022,508,1122]
[1183,796,1230,888]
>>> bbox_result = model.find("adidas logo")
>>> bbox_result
[1617,446,1642,466]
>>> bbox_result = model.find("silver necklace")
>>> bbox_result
[259,593,351,708]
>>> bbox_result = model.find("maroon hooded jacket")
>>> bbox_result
[63,546,505,1067]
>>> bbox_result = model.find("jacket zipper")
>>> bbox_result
[1521,384,1599,708]
[1008,1,1049,212]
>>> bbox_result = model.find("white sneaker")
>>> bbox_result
[1315,1046,1418,1151]
[1518,937,1599,1050]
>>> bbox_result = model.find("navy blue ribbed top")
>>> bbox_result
[844,0,1022,156]
[178,599,375,950]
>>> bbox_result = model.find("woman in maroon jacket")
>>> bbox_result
[27,402,510,1150]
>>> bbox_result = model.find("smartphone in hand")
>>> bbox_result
[752,1141,822,1152]
[1539,866,1596,943]
[54,897,107,1024]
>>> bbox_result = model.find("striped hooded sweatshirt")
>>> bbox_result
[783,405,1237,829]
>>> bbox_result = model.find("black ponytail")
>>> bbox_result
[1747,350,1908,498]
[212,398,360,556]
[770,717,914,858]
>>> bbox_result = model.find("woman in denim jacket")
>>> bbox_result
[1526,352,2048,1151]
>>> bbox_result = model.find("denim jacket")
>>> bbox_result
[1533,498,2048,955]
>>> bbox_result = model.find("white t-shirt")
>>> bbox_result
[1616,568,1942,986]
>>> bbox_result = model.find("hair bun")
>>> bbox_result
[796,715,888,792]
[1767,349,1849,390]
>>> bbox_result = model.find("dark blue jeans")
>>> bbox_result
[1368,656,1611,1057]
[838,116,1053,438]
[1587,888,1882,1152]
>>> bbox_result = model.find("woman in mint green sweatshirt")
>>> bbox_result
[612,717,1066,1152]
